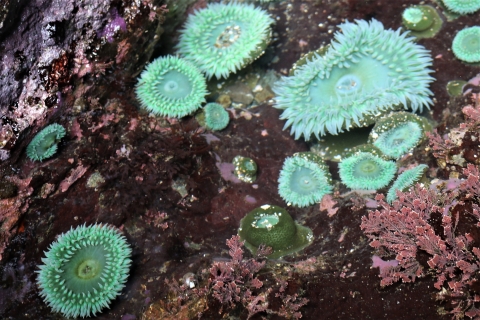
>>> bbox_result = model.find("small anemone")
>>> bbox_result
[452,26,480,63]
[368,112,431,159]
[338,150,397,190]
[233,155,257,183]
[278,152,332,207]
[135,55,208,118]
[273,19,434,140]
[26,123,66,161]
[386,164,428,203]
[443,0,480,15]
[37,224,132,318]
[238,204,313,259]
[204,102,230,131]
[177,2,274,79]
[401,5,442,39]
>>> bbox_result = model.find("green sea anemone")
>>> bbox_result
[37,224,132,318]
[368,112,431,159]
[26,123,66,161]
[233,155,257,183]
[273,19,434,140]
[443,0,480,15]
[135,55,208,118]
[339,151,396,190]
[278,152,332,207]
[177,2,274,79]
[204,102,230,131]
[452,26,480,63]
[446,80,467,97]
[401,5,442,39]
[238,204,313,259]
[386,164,428,203]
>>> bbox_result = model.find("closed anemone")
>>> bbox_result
[386,164,428,203]
[204,102,230,131]
[338,151,397,190]
[135,55,208,118]
[273,19,434,140]
[26,123,66,161]
[238,204,313,259]
[37,224,132,318]
[177,2,274,79]
[443,0,480,15]
[401,5,442,39]
[452,26,480,63]
[278,152,332,207]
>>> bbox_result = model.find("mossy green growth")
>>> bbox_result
[26,123,66,161]
[452,26,480,63]
[368,112,432,160]
[238,204,313,259]
[402,5,443,39]
[233,155,257,183]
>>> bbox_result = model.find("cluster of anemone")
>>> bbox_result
[278,152,332,207]
[443,0,480,15]
[26,123,66,161]
[452,26,480,63]
[238,204,313,259]
[273,18,434,140]
[368,112,431,160]
[37,224,132,318]
[135,55,208,118]
[177,2,274,79]
[203,102,230,131]
[338,145,397,190]
[386,164,428,203]
[401,5,443,39]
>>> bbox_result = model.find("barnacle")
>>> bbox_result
[238,204,313,259]
[204,102,230,131]
[273,19,434,140]
[135,55,208,118]
[177,2,274,79]
[37,224,132,318]
[338,150,397,190]
[368,112,431,160]
[278,152,332,207]
[452,26,480,63]
[26,123,66,161]
[386,164,428,203]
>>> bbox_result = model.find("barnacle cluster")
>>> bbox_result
[37,224,132,318]
[238,204,313,259]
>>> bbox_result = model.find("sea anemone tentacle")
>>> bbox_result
[386,164,428,203]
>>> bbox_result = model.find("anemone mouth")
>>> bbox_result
[215,24,242,48]
[404,7,424,24]
[157,70,193,100]
[254,214,280,230]
[290,167,318,195]
[339,152,396,190]
[274,19,434,139]
[63,246,107,293]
